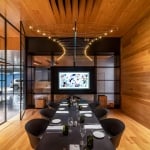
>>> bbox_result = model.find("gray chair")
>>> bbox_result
[25,119,49,149]
[89,101,99,111]
[39,108,55,120]
[100,118,125,148]
[47,101,59,110]
[94,107,108,120]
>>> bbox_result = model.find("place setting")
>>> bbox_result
[56,110,69,114]
[51,118,62,124]
[84,113,92,117]
[92,130,105,139]
[84,124,102,130]
[46,118,63,132]
[79,110,92,114]
[58,107,66,111]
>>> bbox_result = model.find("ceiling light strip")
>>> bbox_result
[84,26,118,61]
[28,25,66,61]
[56,46,66,61]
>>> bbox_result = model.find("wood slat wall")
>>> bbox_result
[121,14,150,128]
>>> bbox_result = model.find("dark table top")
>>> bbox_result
[36,100,115,150]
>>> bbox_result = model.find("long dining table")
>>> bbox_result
[36,99,115,150]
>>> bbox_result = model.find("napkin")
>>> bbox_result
[60,104,68,106]
[69,144,80,150]
[56,111,69,114]
[79,111,92,114]
[47,125,63,130]
[82,105,88,108]
[58,107,65,110]
[84,124,102,129]
[78,103,88,106]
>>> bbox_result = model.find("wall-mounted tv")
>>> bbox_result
[51,66,96,94]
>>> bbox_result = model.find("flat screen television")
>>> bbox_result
[51,66,96,94]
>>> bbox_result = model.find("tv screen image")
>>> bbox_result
[51,67,96,94]
[59,72,90,89]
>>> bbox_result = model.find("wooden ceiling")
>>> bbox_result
[0,0,150,38]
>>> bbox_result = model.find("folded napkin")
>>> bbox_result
[79,111,92,114]
[60,104,68,106]
[58,107,65,110]
[56,111,69,114]
[69,144,80,150]
[47,125,63,130]
[84,124,102,129]
[78,103,88,106]
[82,105,88,108]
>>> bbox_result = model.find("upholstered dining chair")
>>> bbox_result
[39,108,55,120]
[25,119,49,149]
[94,107,108,120]
[47,101,59,110]
[89,101,99,111]
[100,118,125,148]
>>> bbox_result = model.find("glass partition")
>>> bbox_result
[6,23,20,120]
[0,17,6,124]
[96,55,120,108]
[0,14,25,124]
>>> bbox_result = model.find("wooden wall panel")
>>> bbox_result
[121,14,150,128]
[7,37,20,50]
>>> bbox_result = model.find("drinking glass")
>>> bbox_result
[80,126,86,146]
[68,117,73,132]
[76,112,80,123]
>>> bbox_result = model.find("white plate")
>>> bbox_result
[51,119,61,124]
[84,114,92,117]
[93,131,105,139]
[58,108,65,110]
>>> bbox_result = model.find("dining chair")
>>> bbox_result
[47,101,59,110]
[39,108,56,120]
[94,107,108,120]
[89,101,99,111]
[25,119,49,149]
[100,118,125,148]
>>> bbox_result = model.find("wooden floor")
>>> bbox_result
[0,109,150,150]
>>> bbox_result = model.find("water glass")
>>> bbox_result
[80,126,86,146]
[68,117,73,132]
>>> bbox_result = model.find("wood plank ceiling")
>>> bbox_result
[0,0,150,37]
[0,0,150,57]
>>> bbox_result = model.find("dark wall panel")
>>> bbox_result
[26,37,62,55]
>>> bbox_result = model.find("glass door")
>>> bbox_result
[0,17,6,124]
[0,14,26,124]
[6,23,21,120]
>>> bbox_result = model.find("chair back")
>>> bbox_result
[100,118,125,148]
[89,102,99,111]
[47,101,59,109]
[25,119,49,149]
[94,107,108,120]
[39,108,55,120]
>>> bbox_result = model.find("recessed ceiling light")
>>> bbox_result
[29,25,33,29]
[104,32,108,36]
[42,33,46,36]
[37,29,40,33]
[110,29,113,33]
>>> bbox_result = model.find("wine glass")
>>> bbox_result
[80,126,86,146]
[68,117,73,132]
